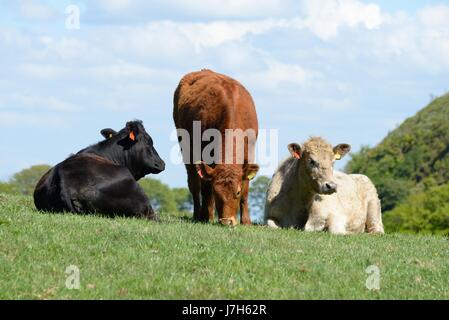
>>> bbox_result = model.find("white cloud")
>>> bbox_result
[239,60,315,92]
[416,5,449,70]
[305,97,353,110]
[418,5,449,31]
[87,62,178,81]
[89,63,157,79]
[18,0,56,21]
[41,37,90,61]
[170,0,290,18]
[2,1,392,71]
[83,1,386,58]
[17,60,178,84]
[104,19,289,57]
[302,0,383,40]
[95,0,291,18]
[369,5,449,72]
[13,94,80,112]
[176,19,291,51]
[97,0,133,12]
[0,111,65,128]
[17,63,68,79]
[0,94,80,113]
[0,27,32,48]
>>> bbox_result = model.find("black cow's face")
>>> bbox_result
[138,129,166,174]
[101,121,165,176]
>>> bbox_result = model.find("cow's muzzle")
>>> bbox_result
[321,182,337,195]
[219,217,237,226]
[151,160,166,173]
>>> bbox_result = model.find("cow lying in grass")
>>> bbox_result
[264,137,384,234]
[34,120,165,219]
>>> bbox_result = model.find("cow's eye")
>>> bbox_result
[309,158,317,167]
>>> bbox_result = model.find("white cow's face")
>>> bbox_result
[288,138,351,195]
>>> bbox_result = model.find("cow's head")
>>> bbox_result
[100,121,165,179]
[195,162,259,226]
[288,137,350,195]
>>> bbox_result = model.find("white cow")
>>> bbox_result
[264,137,384,234]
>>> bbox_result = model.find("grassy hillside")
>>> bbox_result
[346,93,449,210]
[1,194,448,299]
[346,93,449,234]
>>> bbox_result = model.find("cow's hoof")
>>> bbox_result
[147,212,161,222]
[266,219,280,229]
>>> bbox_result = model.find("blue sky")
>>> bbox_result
[1,0,448,187]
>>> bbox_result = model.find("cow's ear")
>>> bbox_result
[100,128,117,139]
[243,163,259,181]
[333,143,351,160]
[126,122,140,141]
[195,161,215,181]
[288,143,303,160]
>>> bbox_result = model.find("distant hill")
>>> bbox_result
[346,93,449,234]
[346,93,449,210]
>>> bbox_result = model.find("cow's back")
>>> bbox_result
[334,172,379,215]
[349,173,379,201]
[174,69,258,135]
[34,154,131,213]
[34,153,155,217]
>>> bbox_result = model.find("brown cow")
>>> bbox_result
[173,69,260,225]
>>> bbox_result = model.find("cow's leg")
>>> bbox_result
[129,197,159,221]
[239,179,251,225]
[186,164,201,221]
[327,213,348,235]
[124,192,159,221]
[143,202,159,221]
[366,198,384,234]
[304,216,326,232]
[305,204,326,232]
[266,218,280,228]
[200,180,215,222]
[133,199,159,221]
[95,177,158,220]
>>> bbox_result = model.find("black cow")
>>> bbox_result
[33,120,165,219]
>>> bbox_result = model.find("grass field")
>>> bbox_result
[0,193,448,300]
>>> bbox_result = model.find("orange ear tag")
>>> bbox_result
[129,131,136,141]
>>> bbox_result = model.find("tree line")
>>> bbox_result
[0,165,271,222]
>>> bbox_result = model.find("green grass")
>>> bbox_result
[0,193,448,300]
